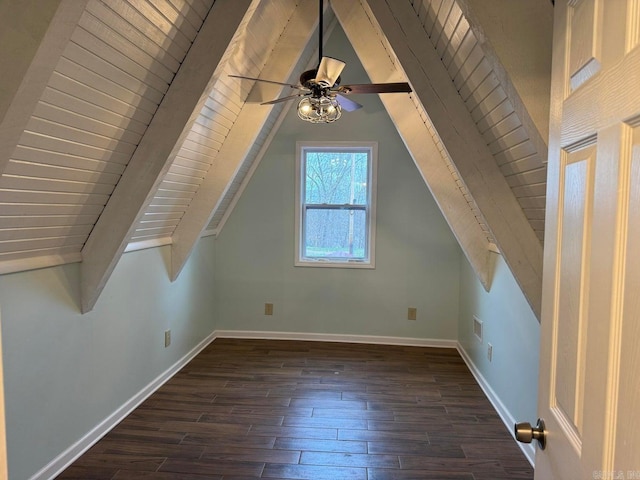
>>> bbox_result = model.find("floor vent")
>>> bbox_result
[473,316,483,342]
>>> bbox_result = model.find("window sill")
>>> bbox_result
[295,259,375,269]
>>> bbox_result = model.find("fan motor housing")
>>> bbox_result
[300,69,341,94]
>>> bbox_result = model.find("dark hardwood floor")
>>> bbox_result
[56,338,533,479]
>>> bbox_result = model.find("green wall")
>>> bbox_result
[214,23,540,461]
[214,26,461,341]
[0,20,541,479]
[458,253,540,443]
[0,238,216,480]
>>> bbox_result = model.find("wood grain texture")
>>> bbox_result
[415,0,548,248]
[56,339,532,479]
[332,0,495,291]
[79,0,252,313]
[368,0,544,319]
[0,0,209,276]
[169,0,318,281]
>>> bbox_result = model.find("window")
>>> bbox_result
[295,141,377,268]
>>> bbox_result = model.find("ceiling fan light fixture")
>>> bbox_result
[230,0,410,124]
[297,96,342,123]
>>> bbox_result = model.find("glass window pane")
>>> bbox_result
[304,151,369,205]
[303,209,366,259]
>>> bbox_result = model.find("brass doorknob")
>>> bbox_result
[514,418,546,450]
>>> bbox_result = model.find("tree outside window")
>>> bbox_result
[295,142,377,268]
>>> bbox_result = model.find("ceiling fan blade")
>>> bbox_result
[338,82,412,94]
[314,57,346,87]
[336,94,363,112]
[229,74,307,91]
[261,93,308,106]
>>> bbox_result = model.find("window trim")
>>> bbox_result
[294,141,377,269]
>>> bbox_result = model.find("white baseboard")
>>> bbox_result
[218,331,535,465]
[29,330,530,480]
[29,330,218,480]
[456,342,536,467]
[213,330,458,348]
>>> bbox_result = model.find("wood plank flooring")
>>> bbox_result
[56,338,534,479]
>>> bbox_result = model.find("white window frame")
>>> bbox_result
[295,141,377,268]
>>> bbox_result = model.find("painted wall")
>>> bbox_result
[0,19,543,480]
[458,252,540,428]
[214,26,461,341]
[0,237,216,480]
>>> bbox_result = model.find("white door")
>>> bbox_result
[536,0,640,478]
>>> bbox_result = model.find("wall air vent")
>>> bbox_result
[473,315,483,342]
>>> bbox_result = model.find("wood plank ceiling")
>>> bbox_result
[0,0,549,317]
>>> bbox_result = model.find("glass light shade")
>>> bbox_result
[297,96,342,123]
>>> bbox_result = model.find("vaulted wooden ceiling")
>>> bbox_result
[0,0,550,318]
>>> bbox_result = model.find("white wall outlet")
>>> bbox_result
[487,343,493,362]
[164,330,171,348]
[264,303,273,315]
[407,307,417,321]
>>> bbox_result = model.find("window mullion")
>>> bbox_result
[296,141,376,268]
[305,204,366,211]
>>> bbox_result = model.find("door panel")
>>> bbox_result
[569,0,602,90]
[615,125,640,468]
[554,146,594,443]
[537,1,640,478]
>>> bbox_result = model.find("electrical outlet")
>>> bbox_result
[407,307,417,321]
[487,343,493,362]
[264,303,273,316]
[164,330,171,348]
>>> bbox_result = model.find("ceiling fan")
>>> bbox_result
[229,0,412,123]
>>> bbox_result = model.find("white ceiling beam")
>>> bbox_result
[170,0,320,281]
[0,0,87,175]
[332,0,494,290]
[364,0,543,318]
[79,0,257,313]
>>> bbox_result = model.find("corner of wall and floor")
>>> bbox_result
[0,22,541,479]
[0,237,218,480]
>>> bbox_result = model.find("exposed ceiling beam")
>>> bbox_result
[170,0,320,281]
[0,0,87,175]
[332,0,495,290]
[79,0,257,313]
[456,0,549,162]
[364,0,543,318]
